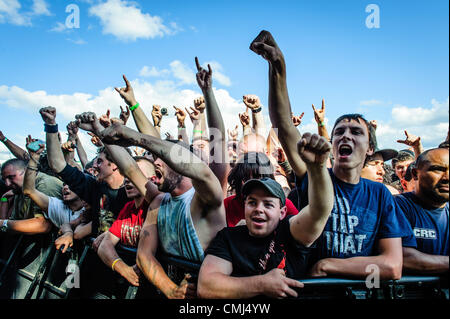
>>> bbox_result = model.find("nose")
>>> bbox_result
[5,179,12,188]
[378,164,385,176]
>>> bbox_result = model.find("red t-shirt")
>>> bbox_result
[109,200,149,247]
[224,194,299,227]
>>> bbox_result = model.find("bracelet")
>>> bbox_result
[1,198,8,202]
[130,103,140,112]
[318,122,325,127]
[27,166,39,172]
[1,137,7,143]
[44,123,58,133]
[252,107,262,113]
[111,258,122,272]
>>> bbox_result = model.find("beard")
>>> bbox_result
[158,171,183,193]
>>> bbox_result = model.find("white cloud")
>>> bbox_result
[50,22,67,32]
[139,66,170,77]
[89,0,177,41]
[375,97,449,150]
[67,38,87,45]
[31,0,50,16]
[360,99,384,106]
[0,0,50,26]
[169,60,196,85]
[204,61,232,87]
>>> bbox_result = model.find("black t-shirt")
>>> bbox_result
[205,216,311,279]
[58,164,128,235]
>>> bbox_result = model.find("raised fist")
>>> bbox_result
[75,112,103,134]
[195,57,212,91]
[66,121,79,137]
[193,96,206,113]
[98,122,136,148]
[297,133,331,166]
[249,30,284,65]
[39,106,56,125]
[243,95,261,111]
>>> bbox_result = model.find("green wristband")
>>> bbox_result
[319,122,325,127]
[1,198,8,202]
[130,103,140,111]
[193,130,203,134]
[1,137,7,143]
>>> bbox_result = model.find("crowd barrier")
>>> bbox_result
[0,234,448,300]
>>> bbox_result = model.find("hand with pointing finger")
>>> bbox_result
[195,57,213,92]
[173,106,186,128]
[186,106,200,122]
[115,75,138,107]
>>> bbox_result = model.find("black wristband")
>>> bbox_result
[44,123,58,133]
[252,107,262,113]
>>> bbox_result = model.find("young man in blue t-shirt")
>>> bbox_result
[249,30,414,280]
[395,148,449,274]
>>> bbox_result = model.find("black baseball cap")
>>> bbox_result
[242,178,286,207]
[371,148,398,162]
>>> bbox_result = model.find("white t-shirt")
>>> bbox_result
[46,197,84,228]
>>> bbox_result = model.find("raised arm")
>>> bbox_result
[250,30,307,179]
[0,130,29,161]
[289,133,333,246]
[115,75,160,138]
[67,121,88,168]
[195,57,229,194]
[173,106,189,144]
[402,247,449,274]
[98,231,140,286]
[243,95,266,137]
[186,98,208,141]
[238,107,252,137]
[39,107,66,174]
[312,100,330,141]
[137,208,196,299]
[22,137,50,212]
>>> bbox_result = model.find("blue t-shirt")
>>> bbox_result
[288,169,415,261]
[395,192,449,256]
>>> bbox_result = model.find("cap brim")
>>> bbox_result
[376,149,398,161]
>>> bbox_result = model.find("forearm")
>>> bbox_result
[177,127,189,144]
[97,237,121,267]
[75,136,88,168]
[413,143,424,159]
[131,106,160,138]
[23,158,39,195]
[46,132,66,173]
[192,120,204,140]
[319,256,402,280]
[0,203,10,219]
[307,164,333,223]
[252,111,266,137]
[318,125,330,141]
[137,251,179,298]
[403,248,449,274]
[3,140,29,161]
[198,272,264,299]
[268,63,306,177]
[4,217,52,235]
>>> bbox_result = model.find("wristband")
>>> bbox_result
[318,122,325,127]
[1,198,8,202]
[27,166,39,172]
[252,107,262,113]
[44,123,58,133]
[111,258,122,272]
[193,130,203,134]
[130,103,140,112]
[1,137,7,143]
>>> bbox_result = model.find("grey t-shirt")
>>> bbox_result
[46,197,84,228]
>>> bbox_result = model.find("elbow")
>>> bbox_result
[197,274,214,299]
[23,188,32,197]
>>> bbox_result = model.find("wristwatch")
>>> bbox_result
[0,220,8,232]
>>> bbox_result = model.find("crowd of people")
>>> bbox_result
[0,30,448,299]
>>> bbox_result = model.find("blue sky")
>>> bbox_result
[0,0,448,163]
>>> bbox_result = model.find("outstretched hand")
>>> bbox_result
[152,105,162,126]
[239,108,250,127]
[25,135,45,160]
[195,57,212,91]
[186,106,200,122]
[173,106,186,127]
[193,96,206,113]
[297,133,331,166]
[119,105,131,125]
[115,75,137,107]
[249,30,284,66]
[227,125,239,141]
